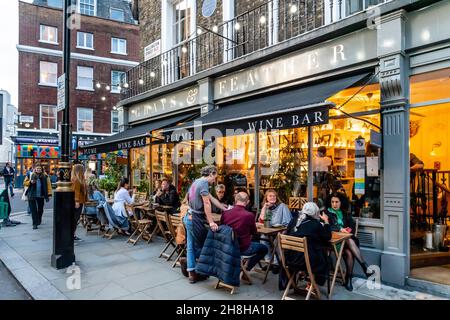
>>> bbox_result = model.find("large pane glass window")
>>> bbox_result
[111,70,126,93]
[111,38,127,55]
[79,0,96,16]
[77,32,94,49]
[39,61,57,86]
[77,107,93,132]
[40,25,58,44]
[47,0,63,8]
[110,8,125,22]
[173,0,191,45]
[77,66,94,90]
[111,111,119,133]
[40,105,57,130]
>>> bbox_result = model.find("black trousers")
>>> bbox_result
[29,198,45,226]
[73,205,84,237]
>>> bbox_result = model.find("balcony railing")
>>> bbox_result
[122,0,390,100]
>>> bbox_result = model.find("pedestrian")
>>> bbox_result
[72,163,88,242]
[182,165,228,283]
[25,167,33,215]
[2,162,15,197]
[23,163,52,229]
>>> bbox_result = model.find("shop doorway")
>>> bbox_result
[409,68,450,286]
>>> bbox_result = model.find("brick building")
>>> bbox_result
[15,0,139,185]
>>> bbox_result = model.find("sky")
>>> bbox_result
[0,0,32,107]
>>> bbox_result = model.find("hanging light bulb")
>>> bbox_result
[106,85,111,91]
[139,79,144,85]
[212,25,218,33]
[101,96,106,101]
[260,16,266,24]
[150,71,155,77]
[123,83,129,88]
[290,4,298,14]
[181,46,188,53]
[96,82,101,89]
[197,28,202,35]
[234,22,241,30]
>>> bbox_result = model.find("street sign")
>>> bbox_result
[57,74,65,112]
[19,115,34,123]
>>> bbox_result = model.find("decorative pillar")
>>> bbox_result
[378,10,410,286]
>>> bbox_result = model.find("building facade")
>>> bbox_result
[0,90,18,168]
[81,0,450,295]
[16,0,140,185]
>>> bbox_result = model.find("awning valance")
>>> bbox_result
[161,73,371,143]
[80,112,198,155]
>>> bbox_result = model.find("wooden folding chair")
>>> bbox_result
[214,254,256,294]
[167,214,186,267]
[278,234,321,300]
[124,204,152,245]
[82,201,102,234]
[155,210,176,259]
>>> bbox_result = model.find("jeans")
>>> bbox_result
[4,179,14,196]
[183,214,202,272]
[29,198,45,226]
[241,242,269,271]
[73,205,84,237]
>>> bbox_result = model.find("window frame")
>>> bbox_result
[76,66,94,91]
[111,70,126,94]
[111,110,119,133]
[111,37,127,55]
[39,24,58,45]
[39,104,58,131]
[110,7,125,22]
[76,31,94,50]
[77,0,97,16]
[39,61,58,87]
[77,107,94,132]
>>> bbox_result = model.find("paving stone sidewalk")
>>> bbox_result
[0,210,446,300]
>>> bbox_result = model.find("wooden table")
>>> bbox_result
[256,223,287,284]
[328,231,352,298]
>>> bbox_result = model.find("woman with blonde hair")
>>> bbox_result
[72,163,88,242]
[259,189,292,227]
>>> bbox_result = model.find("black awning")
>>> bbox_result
[80,112,198,155]
[162,73,371,143]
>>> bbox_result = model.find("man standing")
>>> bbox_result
[181,165,228,283]
[154,178,181,214]
[2,162,15,197]
[221,191,268,277]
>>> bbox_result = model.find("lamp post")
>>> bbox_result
[51,0,75,269]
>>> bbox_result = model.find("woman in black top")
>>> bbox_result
[285,202,332,286]
[326,192,373,291]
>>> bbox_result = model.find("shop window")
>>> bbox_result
[40,25,58,44]
[77,107,93,132]
[39,61,57,86]
[410,68,450,105]
[77,32,94,50]
[76,66,94,90]
[40,105,57,130]
[111,38,127,55]
[130,146,150,188]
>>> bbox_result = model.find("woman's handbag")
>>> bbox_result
[21,187,28,201]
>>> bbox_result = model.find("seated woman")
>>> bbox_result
[85,183,106,217]
[112,177,135,235]
[326,192,374,291]
[258,189,293,272]
[284,202,332,287]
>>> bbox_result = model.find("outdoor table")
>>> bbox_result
[328,231,353,298]
[256,223,287,284]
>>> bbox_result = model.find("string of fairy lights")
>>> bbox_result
[110,3,301,88]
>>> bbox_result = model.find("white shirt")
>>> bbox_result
[312,156,332,172]
[112,188,135,218]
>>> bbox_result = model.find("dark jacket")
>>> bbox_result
[25,173,51,201]
[282,216,332,286]
[196,225,241,287]
[2,166,14,181]
[155,185,180,213]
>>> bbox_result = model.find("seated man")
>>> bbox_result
[220,191,268,274]
[154,178,181,214]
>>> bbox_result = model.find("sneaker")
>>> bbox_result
[32,225,37,230]
[74,236,83,242]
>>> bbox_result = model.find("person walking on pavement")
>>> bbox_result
[3,162,15,197]
[23,163,52,229]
